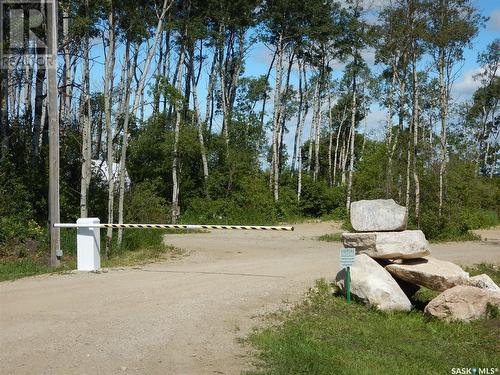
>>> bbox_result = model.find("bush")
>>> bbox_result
[418,207,493,242]
[458,208,498,230]
[125,180,169,223]
[299,176,345,217]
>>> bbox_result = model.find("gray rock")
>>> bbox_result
[335,254,412,311]
[342,230,431,259]
[464,274,500,291]
[350,199,407,232]
[385,257,469,292]
[424,285,500,321]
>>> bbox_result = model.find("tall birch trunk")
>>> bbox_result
[0,66,8,159]
[80,21,92,218]
[270,35,283,201]
[438,48,447,217]
[218,25,230,152]
[411,50,420,223]
[24,58,33,126]
[105,7,117,256]
[190,48,209,187]
[297,64,309,200]
[291,59,304,173]
[204,49,217,128]
[130,0,170,117]
[333,106,347,186]
[62,6,71,123]
[32,57,46,160]
[171,47,185,223]
[385,68,397,197]
[313,89,322,181]
[346,75,357,212]
[308,80,319,174]
[117,42,136,246]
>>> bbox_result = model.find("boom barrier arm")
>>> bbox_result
[54,223,294,231]
[54,218,294,271]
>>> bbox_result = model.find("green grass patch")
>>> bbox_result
[0,229,189,281]
[465,263,500,285]
[317,233,343,242]
[0,258,75,281]
[428,230,481,243]
[246,278,500,375]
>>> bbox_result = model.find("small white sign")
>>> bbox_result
[340,248,356,268]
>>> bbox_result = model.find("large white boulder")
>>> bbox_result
[424,285,500,322]
[350,199,407,232]
[342,230,430,259]
[335,254,412,311]
[385,257,469,292]
[464,274,500,291]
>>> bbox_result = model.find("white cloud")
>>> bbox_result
[363,107,386,140]
[452,67,483,101]
[487,9,500,32]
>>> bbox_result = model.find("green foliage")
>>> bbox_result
[485,303,499,319]
[419,207,497,242]
[246,278,499,375]
[299,176,345,217]
[181,175,281,225]
[352,142,386,200]
[125,180,169,223]
[0,160,47,256]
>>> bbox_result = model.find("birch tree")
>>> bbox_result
[424,0,482,216]
[79,1,92,217]
[104,2,117,255]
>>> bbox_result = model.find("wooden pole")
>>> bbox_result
[47,0,60,266]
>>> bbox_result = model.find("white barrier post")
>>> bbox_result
[76,218,101,271]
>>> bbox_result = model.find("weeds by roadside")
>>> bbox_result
[0,229,192,281]
[245,265,500,375]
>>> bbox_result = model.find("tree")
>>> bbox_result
[423,0,483,216]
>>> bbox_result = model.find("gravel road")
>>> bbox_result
[1,222,499,375]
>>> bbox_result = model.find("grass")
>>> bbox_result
[317,233,343,242]
[428,231,481,243]
[246,266,500,375]
[317,230,481,244]
[0,229,192,281]
[465,263,500,284]
[0,258,75,281]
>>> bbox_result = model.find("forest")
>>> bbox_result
[0,0,498,265]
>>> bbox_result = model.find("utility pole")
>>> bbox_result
[47,0,61,266]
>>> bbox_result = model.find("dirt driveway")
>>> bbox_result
[1,222,498,375]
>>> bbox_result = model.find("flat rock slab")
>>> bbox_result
[464,274,500,291]
[385,257,469,292]
[424,285,500,321]
[342,230,431,259]
[350,199,407,232]
[335,254,411,311]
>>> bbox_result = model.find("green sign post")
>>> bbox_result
[346,266,351,303]
[340,248,355,303]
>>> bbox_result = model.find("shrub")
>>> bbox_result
[125,180,169,223]
[458,208,498,230]
[299,177,344,217]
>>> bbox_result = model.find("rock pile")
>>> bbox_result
[335,199,500,321]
